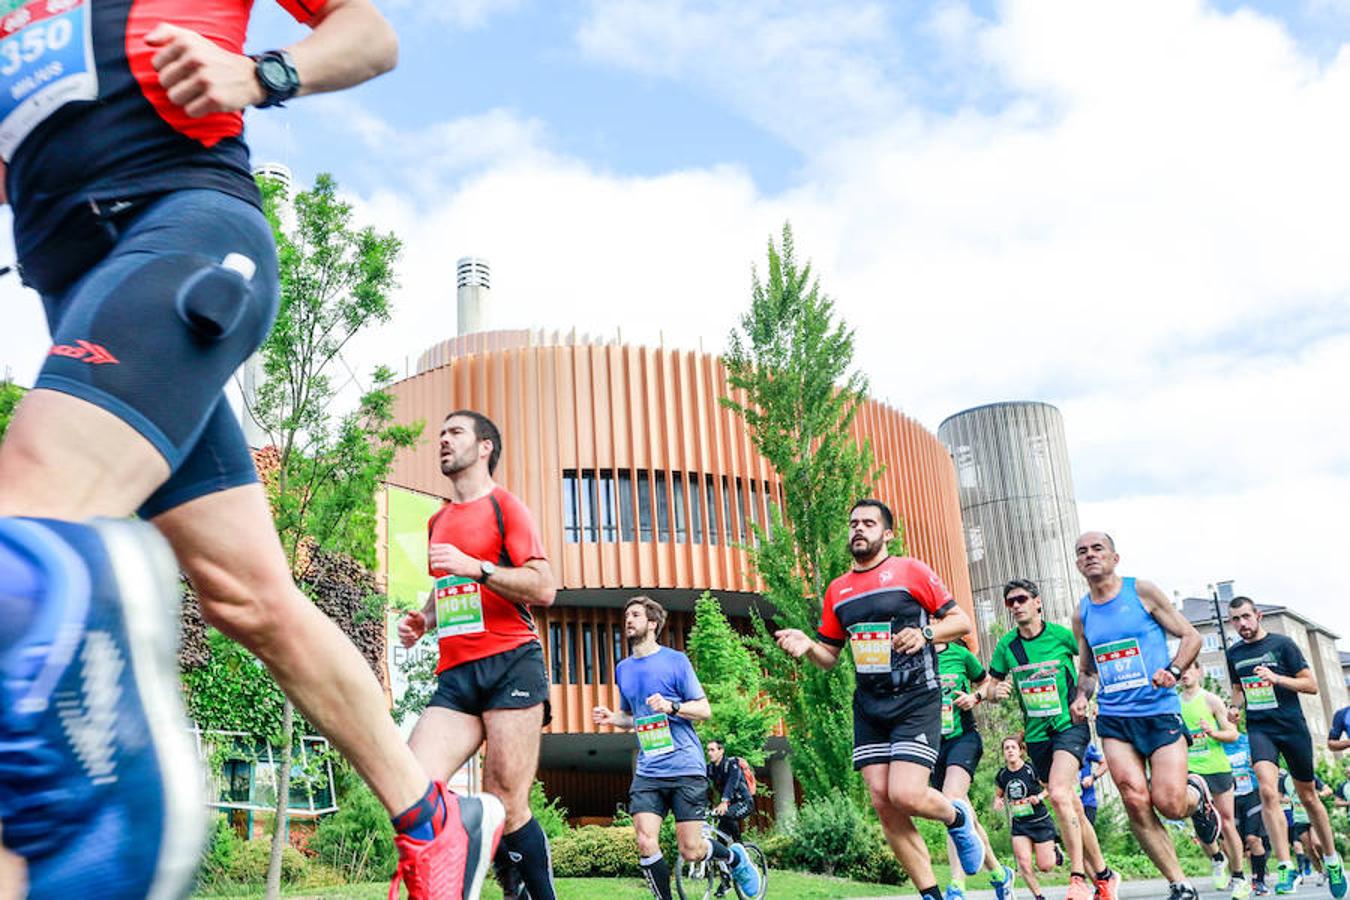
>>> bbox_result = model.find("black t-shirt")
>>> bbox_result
[1225,633,1310,732]
[996,762,1049,822]
[707,757,746,804]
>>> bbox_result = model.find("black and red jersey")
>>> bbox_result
[817,555,957,700]
[3,0,324,280]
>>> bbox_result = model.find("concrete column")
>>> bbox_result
[769,752,797,827]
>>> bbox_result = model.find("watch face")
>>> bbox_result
[260,57,290,89]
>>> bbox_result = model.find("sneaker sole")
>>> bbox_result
[466,793,506,899]
[96,520,207,900]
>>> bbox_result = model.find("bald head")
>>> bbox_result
[1074,531,1119,580]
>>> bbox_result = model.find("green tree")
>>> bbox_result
[722,223,885,803]
[247,172,420,898]
[686,591,781,766]
[0,379,23,438]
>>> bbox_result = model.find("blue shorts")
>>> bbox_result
[1096,712,1188,758]
[32,189,279,519]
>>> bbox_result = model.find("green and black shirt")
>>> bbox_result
[989,622,1079,743]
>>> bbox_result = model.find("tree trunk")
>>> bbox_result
[265,699,295,900]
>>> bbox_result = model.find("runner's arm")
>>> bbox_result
[672,697,711,723]
[1137,579,1202,674]
[479,558,556,606]
[1207,693,1240,743]
[284,0,399,97]
[774,628,842,670]
[1265,666,1318,695]
[1329,709,1350,751]
[1071,611,1098,708]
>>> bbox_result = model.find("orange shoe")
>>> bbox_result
[1095,868,1123,900]
[1067,873,1095,900]
[388,785,505,900]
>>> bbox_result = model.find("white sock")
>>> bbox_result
[1324,852,1341,866]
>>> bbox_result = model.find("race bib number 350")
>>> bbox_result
[0,0,98,160]
[1093,638,1149,694]
[849,622,892,674]
[434,576,485,638]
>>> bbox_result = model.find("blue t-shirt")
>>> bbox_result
[1329,706,1350,743]
[1225,733,1257,797]
[617,647,708,778]
[1079,577,1181,718]
[1079,743,1105,806]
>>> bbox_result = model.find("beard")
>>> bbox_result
[849,535,883,561]
[440,454,472,476]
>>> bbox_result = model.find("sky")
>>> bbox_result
[3,0,1350,650]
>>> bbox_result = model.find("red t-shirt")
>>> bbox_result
[427,486,547,671]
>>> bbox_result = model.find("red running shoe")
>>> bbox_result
[388,785,505,900]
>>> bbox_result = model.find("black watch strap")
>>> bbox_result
[253,50,300,108]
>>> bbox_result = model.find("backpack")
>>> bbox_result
[736,758,757,797]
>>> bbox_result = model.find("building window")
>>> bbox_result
[612,623,624,665]
[580,470,598,542]
[654,471,670,542]
[562,472,581,543]
[548,622,563,685]
[582,624,595,685]
[598,470,618,542]
[689,474,704,544]
[637,471,653,542]
[1205,665,1226,685]
[597,623,609,684]
[705,475,720,546]
[721,476,735,546]
[1202,632,1221,652]
[737,478,750,543]
[617,471,635,541]
[567,623,579,685]
[672,472,688,544]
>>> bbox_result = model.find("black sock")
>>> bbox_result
[641,854,672,900]
[707,840,733,863]
[1096,867,1113,881]
[391,782,444,841]
[1214,852,1226,862]
[501,818,556,900]
[949,804,966,829]
[919,886,943,900]
[1253,853,1267,880]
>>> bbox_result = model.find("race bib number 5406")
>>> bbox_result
[0,0,98,160]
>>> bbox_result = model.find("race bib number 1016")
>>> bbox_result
[0,0,98,160]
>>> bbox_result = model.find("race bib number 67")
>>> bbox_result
[0,0,98,160]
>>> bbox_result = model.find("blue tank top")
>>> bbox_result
[1079,577,1180,717]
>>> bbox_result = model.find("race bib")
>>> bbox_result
[1292,797,1309,825]
[434,576,485,638]
[0,0,98,160]
[849,622,892,674]
[1010,795,1036,817]
[1093,638,1149,694]
[1235,772,1254,795]
[940,673,958,736]
[1241,674,1278,711]
[635,714,675,756]
[1187,727,1211,759]
[1020,676,1062,719]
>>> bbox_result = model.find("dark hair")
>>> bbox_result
[1003,578,1040,600]
[624,595,668,637]
[1001,734,1026,751]
[851,498,894,531]
[1229,595,1257,612]
[445,409,502,474]
[707,739,723,749]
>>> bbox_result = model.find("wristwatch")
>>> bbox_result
[670,700,682,716]
[921,625,935,643]
[252,50,300,108]
[477,560,496,585]
[1166,663,1183,681]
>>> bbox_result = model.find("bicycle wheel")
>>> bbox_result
[674,854,716,900]
[732,842,768,900]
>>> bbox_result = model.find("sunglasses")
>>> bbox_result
[1004,595,1034,607]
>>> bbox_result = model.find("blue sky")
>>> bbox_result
[4,0,1350,643]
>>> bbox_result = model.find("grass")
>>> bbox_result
[194,869,907,899]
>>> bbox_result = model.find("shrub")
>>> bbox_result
[197,815,241,887]
[227,838,308,884]
[551,826,639,878]
[530,780,570,841]
[308,777,396,881]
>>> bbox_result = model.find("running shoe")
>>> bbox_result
[944,884,967,900]
[1274,862,1301,895]
[990,863,1017,900]
[1329,859,1347,899]
[0,518,206,900]
[1188,773,1221,846]
[1094,867,1122,900]
[389,785,505,900]
[1214,852,1231,890]
[1066,874,1094,900]
[1230,875,1253,899]
[1167,885,1199,900]
[946,799,985,875]
[728,843,762,898]
[1253,879,1270,895]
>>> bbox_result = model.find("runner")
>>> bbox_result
[1329,702,1350,753]
[995,736,1060,900]
[932,638,1017,900]
[1225,704,1272,896]
[592,597,762,900]
[1070,531,1217,900]
[0,3,498,898]
[773,499,988,900]
[983,577,1118,900]
[1178,660,1250,898]
[1227,594,1347,896]
[398,410,559,900]
[1078,743,1107,828]
[706,740,753,846]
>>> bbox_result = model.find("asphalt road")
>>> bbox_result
[865,876,1330,899]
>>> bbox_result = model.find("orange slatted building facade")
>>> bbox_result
[378,329,972,821]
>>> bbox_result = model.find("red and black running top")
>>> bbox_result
[2,0,324,281]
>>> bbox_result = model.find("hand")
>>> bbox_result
[993,796,1004,812]
[428,542,483,579]
[892,627,926,655]
[1070,693,1089,721]
[992,679,1013,701]
[1200,720,1215,736]
[1152,668,1178,689]
[646,694,675,715]
[397,611,428,648]
[146,23,266,117]
[714,801,729,816]
[1253,664,1278,685]
[775,628,814,659]
[593,706,615,727]
[953,691,978,711]
[1081,775,1094,789]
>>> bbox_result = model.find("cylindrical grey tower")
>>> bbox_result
[457,257,490,336]
[938,402,1081,656]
